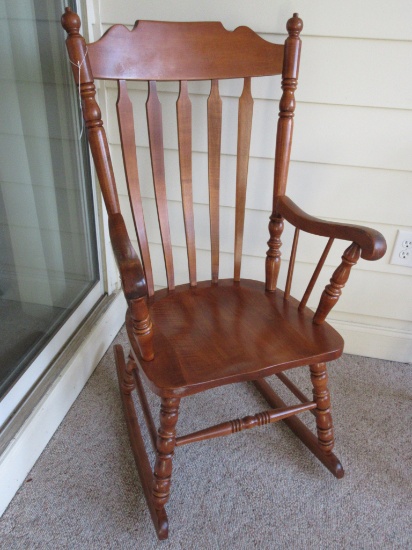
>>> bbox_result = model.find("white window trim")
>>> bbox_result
[0,0,124,516]
[0,290,126,517]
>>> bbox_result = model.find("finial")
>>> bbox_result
[287,13,303,36]
[61,6,81,34]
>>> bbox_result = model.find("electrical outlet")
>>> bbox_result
[390,230,412,267]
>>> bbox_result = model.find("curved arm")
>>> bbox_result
[108,213,147,301]
[109,213,154,361]
[277,196,386,261]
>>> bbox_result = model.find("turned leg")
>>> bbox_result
[265,215,284,291]
[152,397,181,512]
[118,351,136,395]
[313,242,360,325]
[310,362,334,454]
[130,297,155,361]
[114,345,171,539]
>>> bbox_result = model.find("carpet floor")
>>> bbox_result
[1,326,411,549]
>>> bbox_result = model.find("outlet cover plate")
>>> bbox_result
[390,230,412,267]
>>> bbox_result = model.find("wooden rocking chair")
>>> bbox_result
[61,9,386,539]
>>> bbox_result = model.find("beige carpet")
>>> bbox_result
[1,326,411,549]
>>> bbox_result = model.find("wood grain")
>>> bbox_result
[284,227,299,299]
[152,397,180,513]
[313,242,361,324]
[234,77,254,281]
[299,237,334,311]
[127,279,343,398]
[114,345,169,539]
[176,81,197,286]
[117,80,154,295]
[207,80,222,283]
[253,377,344,478]
[175,401,316,446]
[277,195,386,261]
[146,81,175,290]
[62,9,389,539]
[87,21,284,80]
[265,215,284,291]
[310,362,334,454]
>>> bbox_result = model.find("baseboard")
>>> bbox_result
[0,291,127,517]
[329,318,412,363]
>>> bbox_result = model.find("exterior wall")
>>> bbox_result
[96,0,412,362]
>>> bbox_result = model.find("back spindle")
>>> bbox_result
[207,79,222,283]
[177,80,197,286]
[146,81,175,290]
[234,77,254,282]
[117,79,154,296]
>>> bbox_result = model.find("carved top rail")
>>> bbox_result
[86,21,284,81]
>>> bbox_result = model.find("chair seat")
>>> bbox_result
[127,279,344,397]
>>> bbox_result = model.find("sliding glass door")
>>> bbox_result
[0,1,102,424]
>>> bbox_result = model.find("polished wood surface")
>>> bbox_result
[86,21,284,81]
[265,215,284,291]
[176,81,197,286]
[62,8,386,539]
[299,237,334,311]
[114,346,168,538]
[127,279,343,398]
[207,79,222,283]
[234,77,253,281]
[117,80,154,296]
[146,81,175,290]
[284,227,300,299]
[253,378,344,478]
[175,401,317,447]
[277,195,386,261]
[313,242,361,325]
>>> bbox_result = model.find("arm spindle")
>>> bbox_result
[299,237,334,311]
[313,242,360,324]
[284,227,299,299]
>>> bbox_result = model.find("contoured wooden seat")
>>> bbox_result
[135,279,343,397]
[62,9,386,539]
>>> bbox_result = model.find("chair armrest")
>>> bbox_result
[277,195,387,261]
[108,213,147,301]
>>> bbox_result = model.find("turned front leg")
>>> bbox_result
[265,215,284,291]
[310,363,334,454]
[152,397,180,511]
[118,353,136,395]
[130,297,154,361]
[313,242,360,324]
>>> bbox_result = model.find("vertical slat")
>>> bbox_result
[299,237,334,311]
[146,81,175,290]
[117,80,154,296]
[234,77,254,281]
[284,227,299,299]
[207,79,222,283]
[176,81,197,286]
